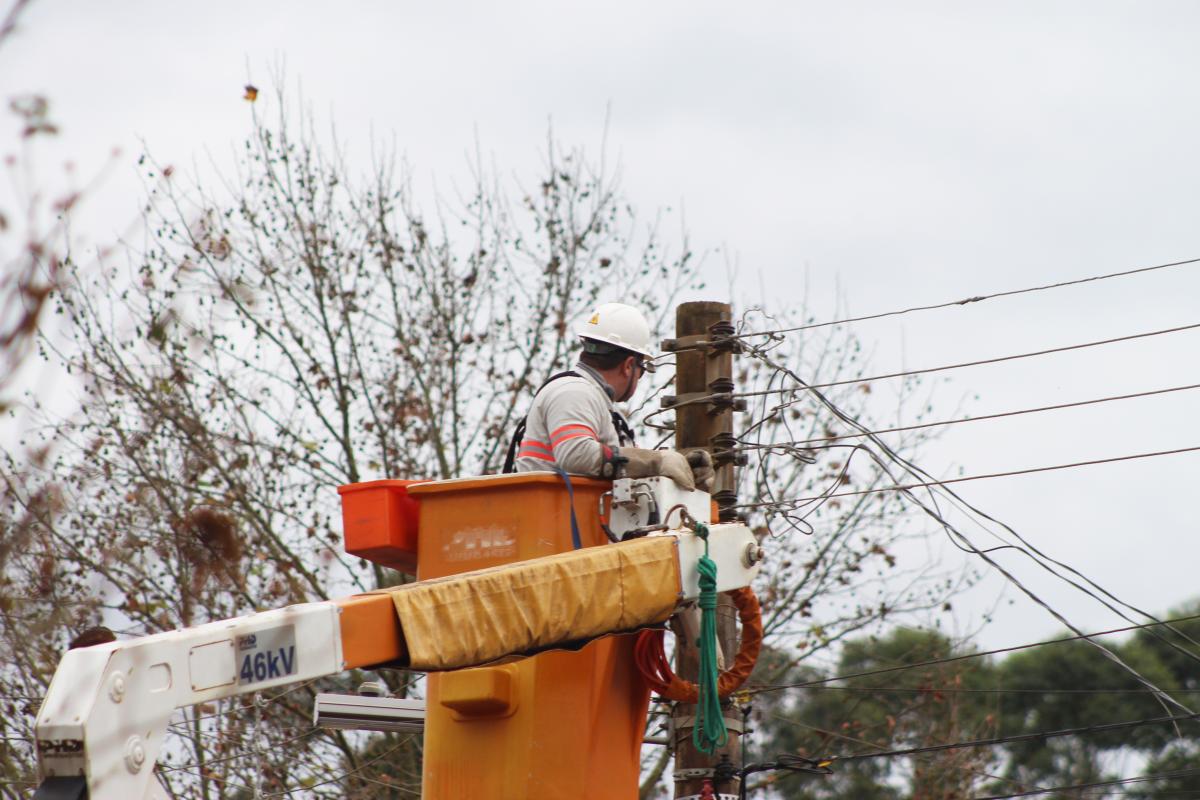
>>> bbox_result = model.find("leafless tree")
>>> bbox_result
[3,83,971,796]
[2,86,699,795]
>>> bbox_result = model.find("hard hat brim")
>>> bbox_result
[577,332,655,359]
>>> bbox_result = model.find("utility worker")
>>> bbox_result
[505,302,714,492]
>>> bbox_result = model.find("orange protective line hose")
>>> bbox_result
[635,587,763,702]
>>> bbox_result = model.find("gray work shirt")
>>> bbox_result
[514,362,635,476]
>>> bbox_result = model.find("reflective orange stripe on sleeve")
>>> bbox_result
[550,424,597,447]
[518,439,555,461]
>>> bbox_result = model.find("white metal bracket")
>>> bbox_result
[608,475,711,538]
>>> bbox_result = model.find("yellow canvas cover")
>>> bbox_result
[384,536,681,671]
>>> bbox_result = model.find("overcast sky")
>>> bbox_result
[3,0,1199,650]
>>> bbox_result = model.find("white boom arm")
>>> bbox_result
[34,601,345,799]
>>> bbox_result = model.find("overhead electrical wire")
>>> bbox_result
[969,768,1200,800]
[749,612,1200,695]
[734,342,1200,717]
[262,738,414,797]
[740,381,1200,446]
[160,729,319,774]
[774,433,1200,713]
[828,710,1200,764]
[649,317,1200,441]
[755,713,1200,795]
[743,430,1200,700]
[735,444,1200,509]
[735,321,1200,397]
[761,713,1046,798]
[732,330,1200,678]
[735,325,1200,643]
[702,255,1200,343]
[791,685,1200,696]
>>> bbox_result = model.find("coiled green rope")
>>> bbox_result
[691,522,728,754]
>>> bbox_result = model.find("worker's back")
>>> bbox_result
[514,366,633,476]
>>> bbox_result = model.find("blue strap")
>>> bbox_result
[550,464,583,550]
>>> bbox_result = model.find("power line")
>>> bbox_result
[749,612,1200,695]
[763,713,1039,796]
[772,715,1197,800]
[830,711,1200,764]
[744,381,1200,446]
[793,685,1200,696]
[736,336,1200,716]
[159,729,319,773]
[729,256,1200,340]
[735,444,1200,510]
[166,677,325,724]
[262,738,413,797]
[970,768,1200,800]
[735,321,1200,397]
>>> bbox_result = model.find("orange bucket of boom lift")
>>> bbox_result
[337,472,655,799]
[409,473,652,800]
[337,479,424,574]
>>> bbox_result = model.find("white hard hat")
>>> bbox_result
[577,302,655,358]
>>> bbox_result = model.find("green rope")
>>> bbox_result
[691,521,728,755]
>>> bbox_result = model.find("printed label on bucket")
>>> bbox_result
[442,525,517,562]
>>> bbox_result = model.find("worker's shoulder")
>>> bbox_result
[534,373,608,406]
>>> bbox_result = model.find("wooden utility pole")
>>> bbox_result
[667,301,746,799]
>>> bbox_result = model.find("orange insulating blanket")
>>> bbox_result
[635,586,763,701]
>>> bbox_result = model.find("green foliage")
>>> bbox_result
[995,637,1175,785]
[1127,743,1200,799]
[752,606,1200,799]
[756,628,1000,799]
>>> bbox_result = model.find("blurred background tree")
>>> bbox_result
[747,605,1200,799]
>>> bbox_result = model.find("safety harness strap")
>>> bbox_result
[502,371,581,474]
[500,369,636,550]
[502,370,636,473]
[610,411,637,448]
[497,372,585,549]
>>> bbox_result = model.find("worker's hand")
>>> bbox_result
[657,450,697,491]
[682,448,715,493]
[620,447,696,491]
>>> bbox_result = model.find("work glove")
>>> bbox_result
[620,447,695,491]
[682,448,715,493]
